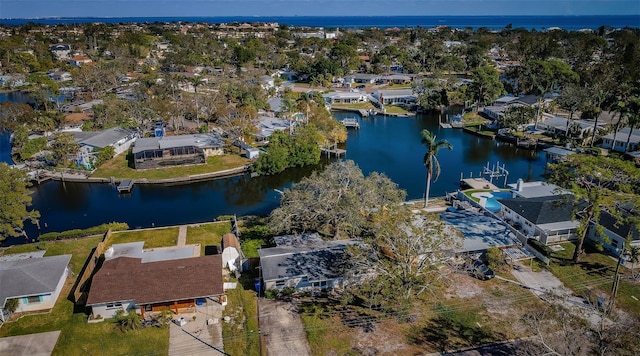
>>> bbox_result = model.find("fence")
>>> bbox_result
[71,229,114,305]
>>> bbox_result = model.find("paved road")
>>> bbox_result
[0,330,60,356]
[259,299,311,356]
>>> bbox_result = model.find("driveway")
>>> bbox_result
[168,299,225,355]
[0,330,60,356]
[259,299,311,356]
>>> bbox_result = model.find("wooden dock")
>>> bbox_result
[321,147,347,157]
[117,179,134,193]
[341,118,360,129]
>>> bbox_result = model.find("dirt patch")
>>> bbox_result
[259,299,311,356]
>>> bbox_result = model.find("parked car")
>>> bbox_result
[464,260,495,280]
[355,84,366,89]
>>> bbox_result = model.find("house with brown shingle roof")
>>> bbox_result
[86,255,223,319]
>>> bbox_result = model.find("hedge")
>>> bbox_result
[39,222,129,241]
[527,238,553,257]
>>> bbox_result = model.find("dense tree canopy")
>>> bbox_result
[269,160,406,239]
[0,163,40,240]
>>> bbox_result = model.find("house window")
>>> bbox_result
[275,280,285,288]
[26,296,41,304]
[106,302,123,310]
[144,305,152,312]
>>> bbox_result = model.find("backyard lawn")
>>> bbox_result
[92,153,250,180]
[186,222,231,256]
[109,227,180,248]
[0,237,169,355]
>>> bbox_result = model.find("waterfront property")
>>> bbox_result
[132,133,225,169]
[536,116,602,137]
[255,116,293,143]
[259,233,357,292]
[601,127,640,153]
[322,91,369,105]
[0,253,72,322]
[221,233,243,272]
[86,254,224,318]
[498,194,581,245]
[371,89,417,107]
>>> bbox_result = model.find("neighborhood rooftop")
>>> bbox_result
[0,255,72,309]
[86,255,223,306]
[132,133,224,154]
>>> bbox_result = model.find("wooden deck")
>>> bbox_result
[117,179,134,193]
[321,147,347,157]
[341,118,360,129]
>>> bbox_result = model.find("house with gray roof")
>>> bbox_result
[588,205,640,258]
[0,254,71,322]
[601,127,640,153]
[132,133,224,169]
[536,116,603,137]
[74,126,139,168]
[258,237,358,292]
[322,91,369,105]
[498,195,581,244]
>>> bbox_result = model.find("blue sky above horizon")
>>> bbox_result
[2,0,640,19]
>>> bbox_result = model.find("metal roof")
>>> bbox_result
[132,133,224,154]
[79,127,137,148]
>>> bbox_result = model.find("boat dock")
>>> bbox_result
[341,118,360,129]
[321,146,347,158]
[117,179,134,193]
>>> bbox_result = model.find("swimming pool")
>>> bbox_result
[483,191,513,211]
[469,191,513,212]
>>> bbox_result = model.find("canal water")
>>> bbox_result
[1,98,547,241]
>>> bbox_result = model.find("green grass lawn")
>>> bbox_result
[109,227,180,248]
[462,112,490,127]
[384,105,410,115]
[91,153,250,180]
[331,102,377,111]
[0,237,169,355]
[547,242,640,318]
[222,283,260,356]
[186,222,230,256]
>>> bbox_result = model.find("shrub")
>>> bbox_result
[39,222,129,241]
[486,247,507,271]
[527,238,553,256]
[264,289,279,299]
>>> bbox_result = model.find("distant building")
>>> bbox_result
[601,128,640,153]
[49,44,71,60]
[74,127,139,168]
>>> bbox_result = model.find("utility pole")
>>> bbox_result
[608,240,627,313]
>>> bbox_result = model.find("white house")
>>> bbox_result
[49,44,71,60]
[75,127,139,168]
[372,89,417,106]
[601,127,640,153]
[499,194,581,245]
[322,91,369,105]
[69,55,93,67]
[588,206,639,258]
[0,254,71,322]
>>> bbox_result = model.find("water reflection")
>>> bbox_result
[13,109,548,240]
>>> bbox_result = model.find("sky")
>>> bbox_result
[1,0,639,19]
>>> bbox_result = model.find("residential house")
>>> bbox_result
[601,127,640,153]
[259,233,357,292]
[0,74,26,88]
[48,71,72,82]
[0,253,72,322]
[351,73,381,84]
[74,127,139,168]
[255,116,293,143]
[380,74,412,85]
[132,133,225,169]
[69,55,93,67]
[588,205,639,258]
[482,95,541,121]
[536,116,602,138]
[261,75,275,90]
[86,255,223,318]
[498,194,581,244]
[322,91,369,105]
[49,44,72,60]
[372,89,417,106]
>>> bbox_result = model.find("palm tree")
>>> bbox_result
[421,129,452,208]
[623,97,640,153]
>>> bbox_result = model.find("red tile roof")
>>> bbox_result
[86,255,223,306]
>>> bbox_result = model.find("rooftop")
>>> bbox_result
[86,255,223,306]
[0,254,72,309]
[132,133,224,154]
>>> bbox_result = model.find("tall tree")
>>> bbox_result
[548,155,640,263]
[469,65,503,106]
[0,163,40,240]
[623,97,640,153]
[269,160,406,239]
[421,130,452,208]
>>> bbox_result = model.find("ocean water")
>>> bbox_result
[1,15,638,30]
